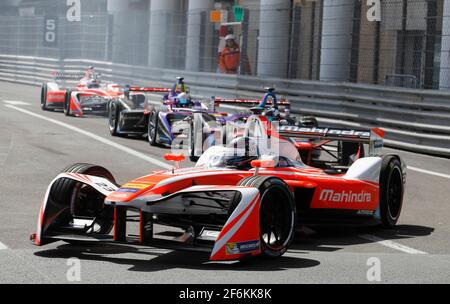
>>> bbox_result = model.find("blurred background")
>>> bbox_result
[0,0,448,90]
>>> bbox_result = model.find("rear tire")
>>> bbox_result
[379,156,404,228]
[148,109,159,146]
[50,163,117,235]
[63,89,72,116]
[236,176,296,258]
[41,83,48,111]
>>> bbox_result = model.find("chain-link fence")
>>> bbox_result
[0,0,448,90]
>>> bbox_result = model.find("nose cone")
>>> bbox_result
[105,173,170,203]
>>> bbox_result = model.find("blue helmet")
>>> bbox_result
[176,92,191,107]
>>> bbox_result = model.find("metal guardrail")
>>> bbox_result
[0,54,449,158]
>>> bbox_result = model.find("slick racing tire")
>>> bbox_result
[379,156,404,228]
[50,163,117,236]
[108,101,120,136]
[41,83,48,111]
[148,109,159,146]
[63,89,72,116]
[235,176,296,258]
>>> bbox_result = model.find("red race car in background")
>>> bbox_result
[40,66,124,117]
[31,115,406,261]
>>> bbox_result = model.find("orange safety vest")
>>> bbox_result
[220,46,240,73]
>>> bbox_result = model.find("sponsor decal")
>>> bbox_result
[121,183,149,189]
[226,240,260,255]
[95,182,116,192]
[117,183,151,193]
[373,139,383,149]
[279,125,370,138]
[110,193,132,199]
[357,210,375,216]
[117,188,139,193]
[319,189,372,203]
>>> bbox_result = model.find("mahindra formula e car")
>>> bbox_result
[40,67,123,117]
[31,115,406,261]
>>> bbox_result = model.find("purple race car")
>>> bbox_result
[146,80,253,160]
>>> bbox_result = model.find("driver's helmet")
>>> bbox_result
[263,107,280,119]
[224,137,259,169]
[175,92,191,107]
[84,66,100,88]
[87,79,100,89]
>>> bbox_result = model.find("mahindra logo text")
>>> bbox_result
[279,126,370,138]
[319,189,372,203]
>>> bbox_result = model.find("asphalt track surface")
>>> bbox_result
[0,81,449,284]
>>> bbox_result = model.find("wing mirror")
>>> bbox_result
[251,159,275,176]
[164,153,186,172]
[251,159,275,168]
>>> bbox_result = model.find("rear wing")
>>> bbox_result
[278,125,384,155]
[127,87,171,93]
[214,98,290,107]
[213,97,291,114]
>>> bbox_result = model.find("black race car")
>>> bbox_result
[108,87,170,137]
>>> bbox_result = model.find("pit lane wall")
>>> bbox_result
[1,54,450,158]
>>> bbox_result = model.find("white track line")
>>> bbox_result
[0,241,8,250]
[2,100,30,106]
[5,105,172,170]
[408,166,450,180]
[359,234,427,255]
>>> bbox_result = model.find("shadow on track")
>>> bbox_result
[33,224,433,272]
[34,243,320,272]
[289,224,434,253]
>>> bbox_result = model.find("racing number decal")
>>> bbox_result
[43,17,57,47]
[95,182,116,192]
[66,0,81,22]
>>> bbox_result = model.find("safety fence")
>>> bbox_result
[0,54,449,157]
[0,1,448,88]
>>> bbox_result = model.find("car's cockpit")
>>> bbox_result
[196,136,307,170]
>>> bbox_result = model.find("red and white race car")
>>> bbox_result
[40,67,124,117]
[31,116,406,261]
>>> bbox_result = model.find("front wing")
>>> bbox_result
[34,174,262,261]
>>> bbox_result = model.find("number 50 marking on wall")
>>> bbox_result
[43,17,58,47]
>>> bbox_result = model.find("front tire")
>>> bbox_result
[41,83,48,111]
[50,163,117,236]
[379,156,404,228]
[63,89,72,116]
[147,109,159,146]
[237,176,296,258]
